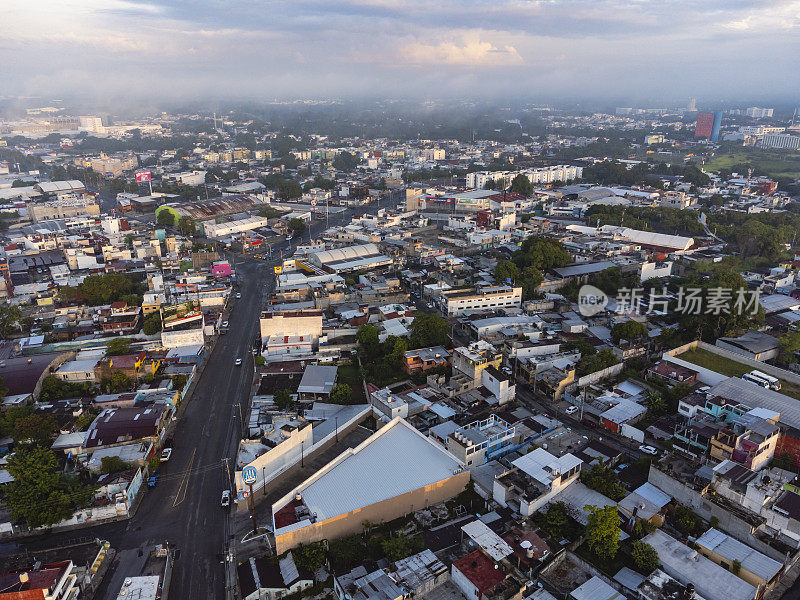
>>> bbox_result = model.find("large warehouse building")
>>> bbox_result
[306,243,392,274]
[271,417,469,553]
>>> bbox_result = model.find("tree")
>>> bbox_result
[584,504,621,559]
[510,173,533,196]
[0,406,33,438]
[332,151,359,172]
[0,304,22,338]
[177,216,195,235]
[541,502,569,538]
[731,559,741,575]
[142,312,162,335]
[156,210,175,227]
[494,260,521,285]
[577,348,619,376]
[12,414,59,447]
[6,446,96,529]
[254,355,266,366]
[645,392,666,415]
[631,541,660,573]
[611,320,648,344]
[381,535,425,561]
[288,218,306,235]
[673,505,701,536]
[100,455,133,474]
[778,331,800,366]
[330,383,352,405]
[102,372,132,393]
[409,313,450,349]
[293,542,326,572]
[38,375,92,402]
[106,337,133,356]
[357,324,380,356]
[274,389,294,410]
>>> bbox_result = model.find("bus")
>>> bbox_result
[742,373,770,388]
[749,370,781,391]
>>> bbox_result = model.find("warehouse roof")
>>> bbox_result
[35,180,85,193]
[461,519,513,561]
[642,530,757,600]
[296,365,338,395]
[275,417,462,529]
[708,377,800,430]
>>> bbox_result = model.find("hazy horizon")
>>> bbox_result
[3,1,799,106]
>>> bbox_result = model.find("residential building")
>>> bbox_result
[238,553,314,600]
[438,285,522,317]
[445,415,516,466]
[493,448,582,516]
[403,346,450,375]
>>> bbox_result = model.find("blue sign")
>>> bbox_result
[242,465,258,485]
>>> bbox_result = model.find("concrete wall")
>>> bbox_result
[647,466,786,562]
[274,470,470,553]
[235,425,314,494]
[665,340,800,386]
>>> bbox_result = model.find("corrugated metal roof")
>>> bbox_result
[709,377,800,430]
[461,520,513,561]
[695,528,782,581]
[297,417,463,522]
[569,576,623,600]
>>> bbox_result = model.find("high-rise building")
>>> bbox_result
[695,111,722,141]
[687,97,697,111]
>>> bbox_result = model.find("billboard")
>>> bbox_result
[135,170,152,183]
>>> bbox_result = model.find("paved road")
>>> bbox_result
[1,202,378,598]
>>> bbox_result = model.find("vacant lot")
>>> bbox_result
[705,149,800,179]
[680,347,800,400]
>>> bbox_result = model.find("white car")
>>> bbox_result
[639,444,658,455]
[221,489,231,508]
[565,406,579,415]
[235,293,242,299]
[160,447,172,462]
[221,320,229,328]
[235,358,243,366]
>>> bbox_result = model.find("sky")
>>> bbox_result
[2,0,799,106]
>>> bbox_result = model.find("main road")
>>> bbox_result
[1,203,377,599]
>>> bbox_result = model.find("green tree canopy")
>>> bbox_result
[142,312,162,335]
[611,320,648,343]
[631,540,660,573]
[274,389,294,410]
[6,446,96,529]
[293,542,326,572]
[288,217,306,234]
[409,313,450,349]
[156,210,175,227]
[356,324,380,355]
[100,455,134,475]
[0,304,22,338]
[330,383,352,405]
[106,337,133,356]
[332,151,359,172]
[12,414,59,447]
[509,173,533,196]
[584,504,621,559]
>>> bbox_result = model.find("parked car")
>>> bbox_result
[639,444,658,455]
[221,320,229,328]
[221,489,231,508]
[235,293,242,299]
[235,358,243,366]
[147,474,160,487]
[565,406,579,415]
[160,447,172,461]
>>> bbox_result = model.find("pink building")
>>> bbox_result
[211,260,232,278]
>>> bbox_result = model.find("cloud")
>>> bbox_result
[0,0,797,103]
[401,37,523,66]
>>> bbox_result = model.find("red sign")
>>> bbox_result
[135,171,152,183]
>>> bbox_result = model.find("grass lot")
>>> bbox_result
[336,364,366,403]
[704,148,800,179]
[680,347,800,400]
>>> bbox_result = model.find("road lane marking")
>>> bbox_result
[172,448,197,508]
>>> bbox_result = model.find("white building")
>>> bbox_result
[438,285,522,316]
